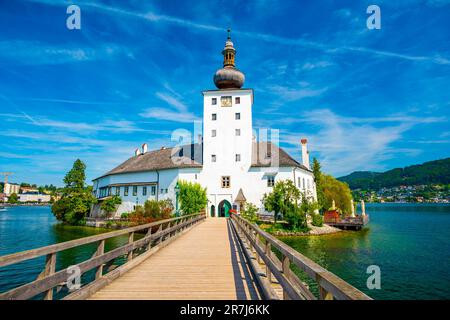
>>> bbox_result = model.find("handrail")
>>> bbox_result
[0,212,206,300]
[230,213,372,300]
[0,213,200,268]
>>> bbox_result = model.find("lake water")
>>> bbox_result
[1,204,449,299]
[280,203,450,300]
[0,206,129,298]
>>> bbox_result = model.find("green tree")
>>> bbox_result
[241,203,259,224]
[51,159,97,225]
[322,174,353,214]
[100,195,122,217]
[8,193,18,204]
[178,180,207,215]
[312,158,326,213]
[263,180,300,223]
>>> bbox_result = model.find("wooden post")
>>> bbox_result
[43,253,56,300]
[265,242,272,283]
[95,240,105,279]
[319,286,333,300]
[256,233,261,264]
[146,227,152,251]
[127,232,134,261]
[282,256,291,300]
[157,224,163,244]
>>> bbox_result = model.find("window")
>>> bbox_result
[115,187,120,196]
[212,113,217,121]
[143,186,147,196]
[235,97,240,104]
[298,177,301,188]
[212,97,217,105]
[235,154,241,162]
[307,180,310,189]
[303,178,306,190]
[212,129,216,137]
[165,188,168,193]
[221,176,231,188]
[211,154,216,162]
[235,113,240,120]
[235,129,241,136]
[151,186,156,195]
[124,186,129,196]
[268,176,275,187]
[161,188,164,194]
[133,186,137,196]
[107,187,111,196]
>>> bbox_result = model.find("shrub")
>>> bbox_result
[311,213,324,227]
[178,180,207,215]
[284,203,308,232]
[241,203,259,224]
[121,212,130,219]
[263,180,300,223]
[100,195,122,217]
[129,200,174,225]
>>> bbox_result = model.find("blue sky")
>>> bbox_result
[0,0,449,186]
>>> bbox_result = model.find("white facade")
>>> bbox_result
[91,35,317,218]
[4,183,20,195]
[18,193,51,203]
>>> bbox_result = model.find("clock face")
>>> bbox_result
[221,96,232,107]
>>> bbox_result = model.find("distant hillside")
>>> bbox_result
[338,158,450,190]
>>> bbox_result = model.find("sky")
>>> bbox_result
[0,0,449,186]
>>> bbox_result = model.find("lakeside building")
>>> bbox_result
[18,191,51,203]
[3,183,20,195]
[91,33,317,218]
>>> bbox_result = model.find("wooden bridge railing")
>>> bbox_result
[230,213,372,300]
[0,212,206,300]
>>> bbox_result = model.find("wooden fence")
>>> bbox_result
[0,213,206,300]
[230,213,372,300]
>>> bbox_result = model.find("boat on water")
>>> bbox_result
[0,206,6,211]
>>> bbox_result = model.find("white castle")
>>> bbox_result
[92,33,317,218]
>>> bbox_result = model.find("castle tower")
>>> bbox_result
[201,30,253,214]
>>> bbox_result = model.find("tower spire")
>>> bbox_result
[213,30,245,89]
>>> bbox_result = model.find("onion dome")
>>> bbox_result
[213,29,245,89]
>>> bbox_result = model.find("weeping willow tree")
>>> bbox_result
[321,174,353,215]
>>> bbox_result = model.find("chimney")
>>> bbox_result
[301,138,310,169]
[135,148,141,157]
[142,143,148,154]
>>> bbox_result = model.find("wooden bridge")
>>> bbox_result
[0,213,371,300]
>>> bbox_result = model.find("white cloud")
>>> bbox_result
[0,41,125,65]
[278,109,446,176]
[139,107,199,123]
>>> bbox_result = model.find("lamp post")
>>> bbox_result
[174,182,180,217]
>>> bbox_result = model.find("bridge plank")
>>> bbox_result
[88,218,260,300]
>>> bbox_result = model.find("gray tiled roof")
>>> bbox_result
[94,141,309,181]
[251,141,310,171]
[95,144,202,180]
